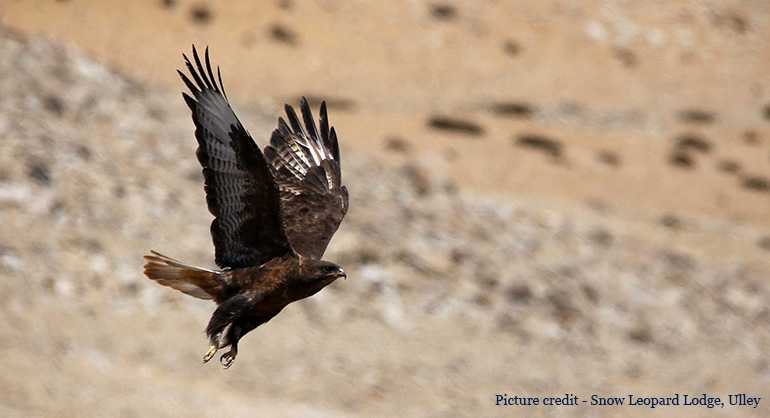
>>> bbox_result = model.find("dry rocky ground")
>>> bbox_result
[1,2,770,417]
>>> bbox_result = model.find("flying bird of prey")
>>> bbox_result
[143,46,349,368]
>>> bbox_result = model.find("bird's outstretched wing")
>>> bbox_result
[264,98,349,260]
[178,46,291,268]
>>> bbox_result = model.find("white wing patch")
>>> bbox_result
[271,132,336,190]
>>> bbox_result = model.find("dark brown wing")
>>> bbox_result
[263,98,348,259]
[178,46,291,268]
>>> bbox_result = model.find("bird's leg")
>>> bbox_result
[204,295,253,368]
[220,342,238,369]
[202,320,233,364]
[219,323,241,369]
[202,345,218,363]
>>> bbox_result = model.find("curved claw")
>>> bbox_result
[220,351,236,369]
[203,345,217,363]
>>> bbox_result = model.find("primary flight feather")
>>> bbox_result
[143,46,348,368]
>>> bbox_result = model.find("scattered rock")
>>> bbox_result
[582,284,599,304]
[613,47,637,68]
[742,175,770,192]
[49,199,65,217]
[487,101,534,118]
[596,150,620,167]
[41,276,55,292]
[160,0,176,9]
[628,324,653,344]
[505,284,532,304]
[277,0,292,10]
[514,134,562,159]
[659,214,683,230]
[112,184,126,198]
[472,293,492,307]
[190,3,213,25]
[442,179,458,194]
[712,10,750,34]
[478,275,499,289]
[659,249,695,271]
[122,282,140,296]
[430,3,457,21]
[449,248,468,265]
[27,160,52,186]
[147,105,166,122]
[674,134,712,153]
[677,109,716,124]
[742,130,760,145]
[269,23,298,45]
[547,291,579,325]
[668,151,695,169]
[353,247,381,264]
[296,95,355,111]
[384,136,411,154]
[502,39,521,56]
[758,236,770,251]
[716,159,740,174]
[428,115,484,137]
[587,227,613,246]
[44,95,65,116]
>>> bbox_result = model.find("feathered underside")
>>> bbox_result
[178,46,291,269]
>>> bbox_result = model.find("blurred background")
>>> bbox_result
[1,1,769,417]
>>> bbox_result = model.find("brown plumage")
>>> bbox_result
[143,46,348,369]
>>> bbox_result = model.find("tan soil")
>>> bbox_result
[1,1,769,417]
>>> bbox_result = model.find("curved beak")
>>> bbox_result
[336,268,347,280]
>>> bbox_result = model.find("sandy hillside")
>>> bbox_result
[1,1,769,417]
[6,0,770,226]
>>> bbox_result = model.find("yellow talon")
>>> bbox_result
[202,345,217,363]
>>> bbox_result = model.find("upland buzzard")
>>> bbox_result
[143,46,348,368]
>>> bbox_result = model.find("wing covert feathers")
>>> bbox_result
[264,97,348,259]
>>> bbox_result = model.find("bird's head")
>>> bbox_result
[301,258,347,283]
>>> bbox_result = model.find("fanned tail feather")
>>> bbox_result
[143,250,223,300]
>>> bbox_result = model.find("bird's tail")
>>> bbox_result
[143,250,223,300]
